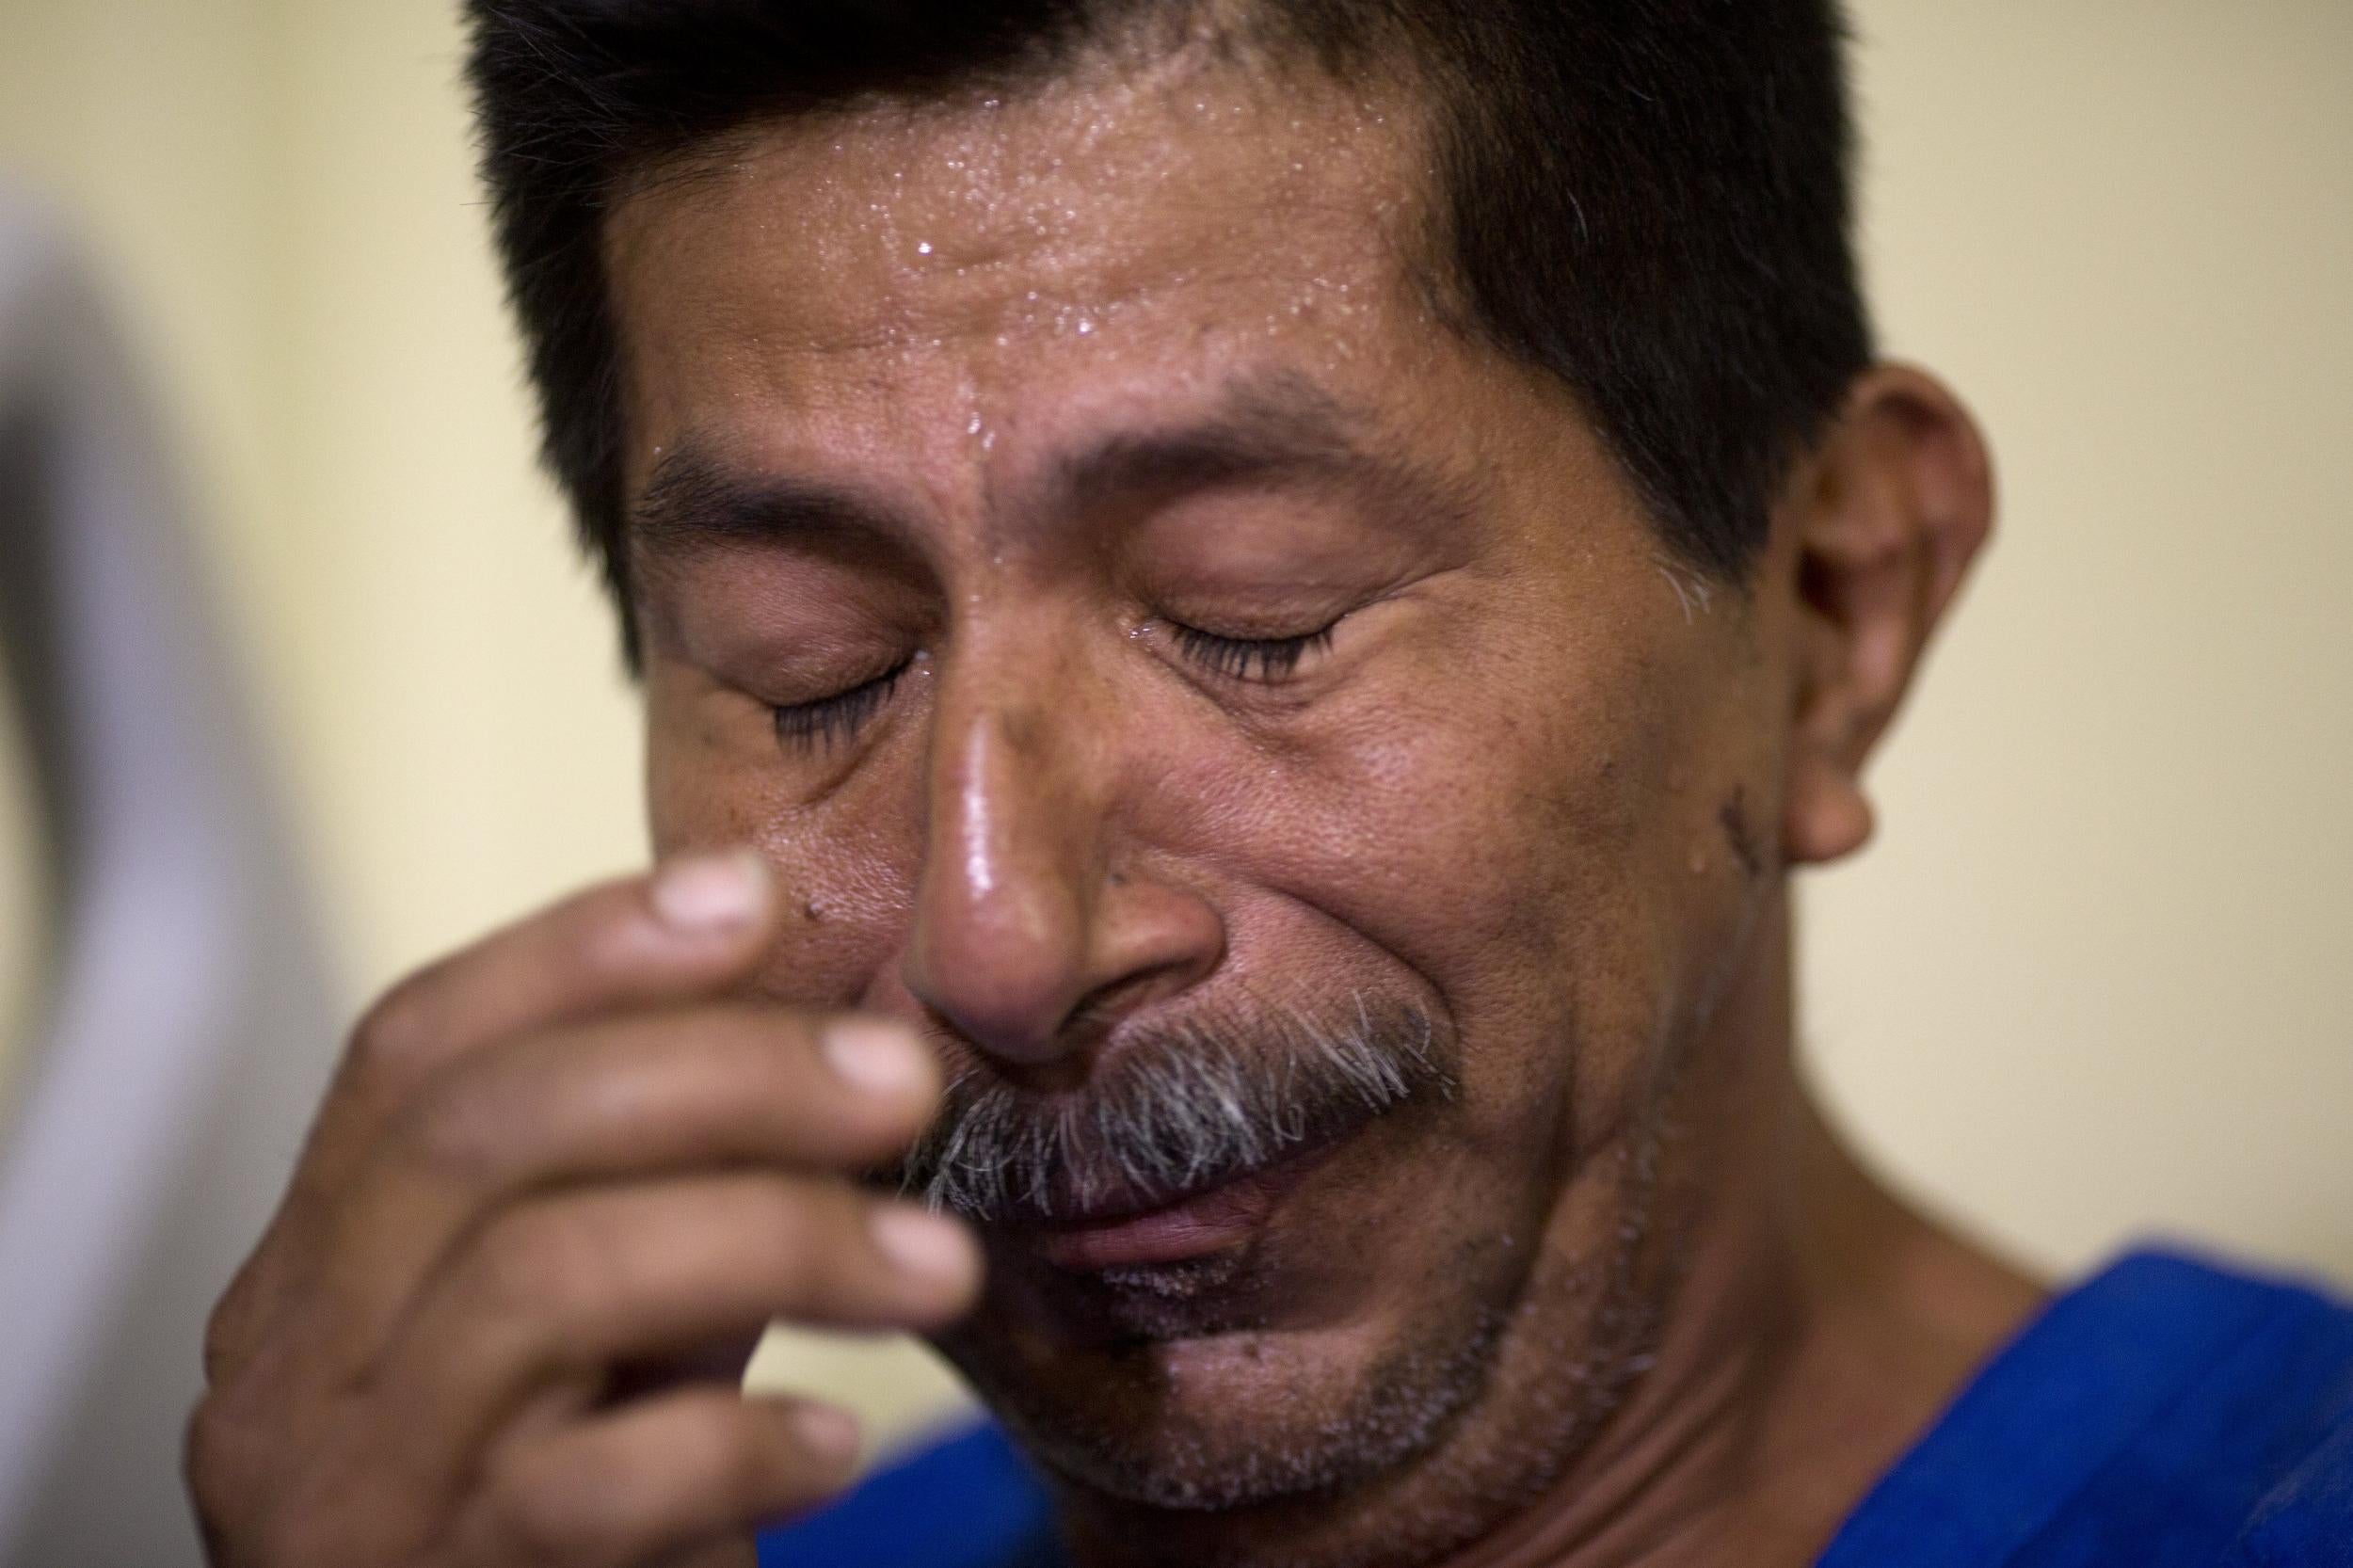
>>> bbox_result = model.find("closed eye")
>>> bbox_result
[1170,621,1338,683]
[773,658,911,752]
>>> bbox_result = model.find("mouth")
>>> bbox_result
[1014,1136,1338,1273]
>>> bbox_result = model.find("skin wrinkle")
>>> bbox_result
[629,371,1488,605]
[607,39,2033,1568]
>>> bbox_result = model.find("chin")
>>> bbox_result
[929,1092,1559,1532]
[939,1262,1509,1515]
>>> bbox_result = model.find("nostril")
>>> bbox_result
[976,973,1078,1056]
[904,875,1092,1059]
[1063,968,1177,1045]
[945,1032,1096,1096]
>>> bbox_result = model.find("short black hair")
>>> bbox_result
[464,0,1870,652]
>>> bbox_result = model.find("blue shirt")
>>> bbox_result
[760,1249,2353,1567]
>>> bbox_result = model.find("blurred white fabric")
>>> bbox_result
[0,188,341,1567]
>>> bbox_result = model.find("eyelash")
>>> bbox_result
[1170,622,1338,683]
[769,618,1335,752]
[772,659,911,751]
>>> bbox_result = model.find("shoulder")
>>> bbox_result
[1826,1247,2353,1567]
[757,1419,1062,1568]
[768,1254,2353,1567]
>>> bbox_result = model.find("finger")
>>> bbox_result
[462,1390,859,1568]
[364,1175,978,1474]
[211,853,780,1382]
[327,851,784,1175]
[312,1012,940,1370]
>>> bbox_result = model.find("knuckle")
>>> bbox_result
[201,1268,263,1384]
[482,1206,611,1325]
[398,1075,519,1194]
[187,1384,423,1568]
[511,882,651,1001]
[184,1391,275,1539]
[202,1226,307,1384]
[718,1409,792,1510]
[764,1183,898,1313]
[182,1398,237,1512]
[348,969,447,1082]
[573,901,655,977]
[648,1396,778,1522]
[737,1179,827,1279]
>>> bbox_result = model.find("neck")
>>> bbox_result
[1434,891,2045,1568]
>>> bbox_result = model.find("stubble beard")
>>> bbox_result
[899,985,1687,1568]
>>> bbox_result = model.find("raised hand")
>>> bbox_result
[187,853,978,1568]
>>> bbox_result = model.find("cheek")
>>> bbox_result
[646,675,922,1010]
[1259,634,1665,964]
[1177,597,1726,1161]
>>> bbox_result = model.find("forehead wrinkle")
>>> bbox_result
[630,362,1491,584]
[983,367,1490,552]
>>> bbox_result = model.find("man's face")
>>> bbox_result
[613,48,1794,1560]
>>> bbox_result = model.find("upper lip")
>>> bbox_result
[1002,1123,1349,1235]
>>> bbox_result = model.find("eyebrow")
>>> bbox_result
[1049,371,1482,534]
[631,453,903,560]
[627,370,1483,561]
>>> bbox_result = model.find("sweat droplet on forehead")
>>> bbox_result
[609,47,1428,364]
[596,46,1466,536]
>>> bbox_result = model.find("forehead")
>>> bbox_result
[600,51,1443,486]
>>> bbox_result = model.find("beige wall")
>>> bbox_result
[1816,0,2353,1276]
[1,0,2346,1451]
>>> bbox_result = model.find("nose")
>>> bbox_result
[901,637,1223,1071]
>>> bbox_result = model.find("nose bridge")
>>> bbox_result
[906,616,1107,1059]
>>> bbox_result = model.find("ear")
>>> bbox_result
[1783,365,1995,866]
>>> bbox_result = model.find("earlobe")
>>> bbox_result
[1785,751,1876,864]
[1780,365,1995,868]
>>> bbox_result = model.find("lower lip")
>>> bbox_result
[1024,1156,1322,1273]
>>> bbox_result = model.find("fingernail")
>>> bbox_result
[792,1402,862,1466]
[821,1019,933,1098]
[870,1205,978,1286]
[650,851,767,935]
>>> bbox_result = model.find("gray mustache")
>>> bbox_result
[892,994,1455,1224]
